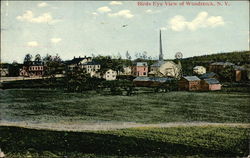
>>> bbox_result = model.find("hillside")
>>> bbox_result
[178,50,250,75]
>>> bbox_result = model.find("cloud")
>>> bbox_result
[145,9,160,14]
[16,10,60,24]
[37,2,48,8]
[108,10,134,19]
[50,38,62,44]
[97,6,111,13]
[168,11,225,31]
[27,41,38,47]
[110,1,123,5]
[92,12,98,16]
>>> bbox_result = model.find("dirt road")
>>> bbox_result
[0,120,249,131]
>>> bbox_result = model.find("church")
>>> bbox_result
[149,30,182,79]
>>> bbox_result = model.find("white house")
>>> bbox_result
[149,60,181,79]
[103,69,117,80]
[193,66,206,75]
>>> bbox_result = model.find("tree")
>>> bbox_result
[8,61,20,77]
[43,54,64,83]
[218,66,235,82]
[23,54,32,66]
[34,54,42,65]
[64,67,91,92]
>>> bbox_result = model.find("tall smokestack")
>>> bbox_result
[159,30,163,61]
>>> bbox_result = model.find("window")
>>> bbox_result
[107,72,110,74]
[107,75,109,77]
[143,72,146,75]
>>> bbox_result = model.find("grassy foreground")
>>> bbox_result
[1,89,250,123]
[0,126,249,157]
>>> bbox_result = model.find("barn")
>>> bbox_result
[201,78,221,91]
[178,76,201,91]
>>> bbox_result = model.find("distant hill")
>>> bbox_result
[178,51,250,75]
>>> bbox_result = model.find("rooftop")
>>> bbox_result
[204,78,220,84]
[183,76,200,81]
[133,76,174,83]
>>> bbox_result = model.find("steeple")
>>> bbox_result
[159,29,163,61]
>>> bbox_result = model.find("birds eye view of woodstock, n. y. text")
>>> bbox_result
[0,1,250,158]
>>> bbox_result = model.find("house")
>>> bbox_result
[209,62,235,73]
[201,78,221,91]
[65,56,101,77]
[103,69,117,80]
[0,63,9,77]
[149,60,181,78]
[133,76,174,87]
[65,56,92,71]
[118,66,132,76]
[178,76,201,91]
[132,62,148,77]
[83,61,101,77]
[20,64,44,77]
[193,66,206,75]
[199,72,219,80]
[234,66,247,82]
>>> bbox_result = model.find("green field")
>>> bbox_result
[0,126,249,157]
[0,89,250,123]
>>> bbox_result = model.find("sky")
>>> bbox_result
[1,1,249,63]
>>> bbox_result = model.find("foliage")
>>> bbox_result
[218,66,235,82]
[23,54,33,66]
[93,55,124,75]
[8,62,20,77]
[64,67,91,92]
[0,126,249,157]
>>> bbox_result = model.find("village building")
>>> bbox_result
[149,30,181,79]
[83,61,101,77]
[209,62,235,73]
[103,69,117,80]
[65,56,101,77]
[193,66,206,75]
[65,56,92,71]
[118,66,132,76]
[178,76,201,91]
[201,78,221,91]
[149,61,181,78]
[0,64,9,77]
[234,66,247,82]
[20,64,44,77]
[209,62,247,82]
[132,62,148,77]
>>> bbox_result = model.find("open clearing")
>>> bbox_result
[1,89,250,157]
[1,89,250,124]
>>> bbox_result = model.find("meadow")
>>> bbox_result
[0,88,250,123]
[0,125,249,157]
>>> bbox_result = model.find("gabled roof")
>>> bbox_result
[183,76,200,81]
[65,57,91,65]
[133,76,173,83]
[134,62,148,66]
[84,61,100,65]
[204,78,220,84]
[200,72,217,79]
[193,66,205,70]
